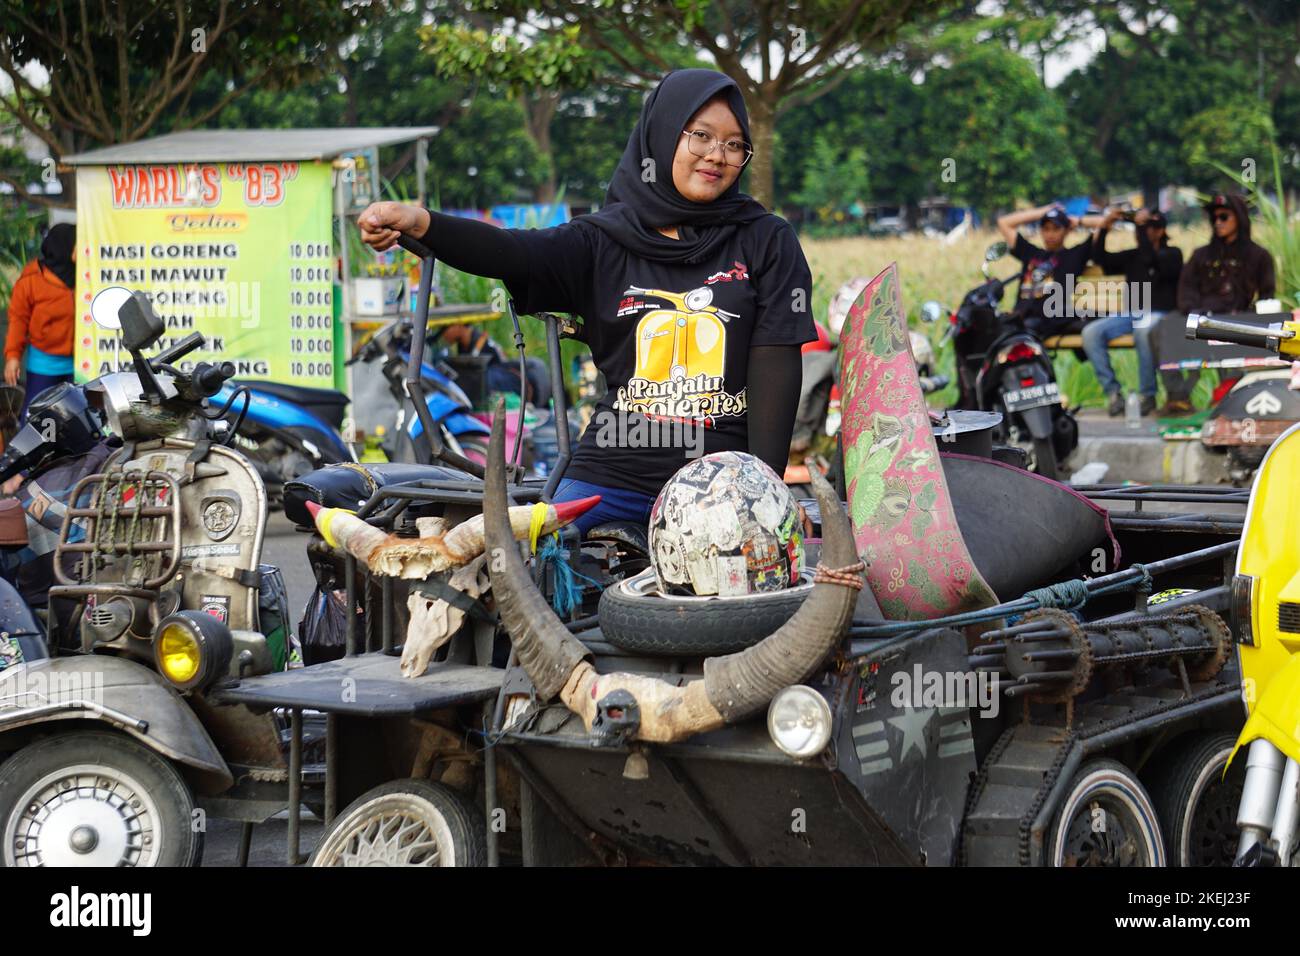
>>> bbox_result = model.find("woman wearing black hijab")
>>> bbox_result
[360,69,814,533]
[5,223,77,419]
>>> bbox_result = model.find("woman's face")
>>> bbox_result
[671,98,744,204]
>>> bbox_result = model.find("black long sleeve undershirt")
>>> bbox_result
[747,344,802,476]
[413,208,530,287]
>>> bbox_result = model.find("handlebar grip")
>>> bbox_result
[1185,314,1291,350]
[193,361,236,397]
[397,233,435,260]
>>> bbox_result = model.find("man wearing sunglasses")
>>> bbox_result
[1160,194,1276,415]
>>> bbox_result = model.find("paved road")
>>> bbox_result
[205,510,322,867]
[203,814,324,867]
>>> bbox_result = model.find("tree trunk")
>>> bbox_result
[746,97,776,211]
[520,90,559,204]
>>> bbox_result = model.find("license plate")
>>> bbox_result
[1003,382,1060,412]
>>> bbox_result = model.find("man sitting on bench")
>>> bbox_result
[1083,208,1182,418]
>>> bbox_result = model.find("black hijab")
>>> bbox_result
[39,223,76,290]
[577,69,768,265]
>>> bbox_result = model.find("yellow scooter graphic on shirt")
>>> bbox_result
[1187,313,1300,865]
[629,285,737,383]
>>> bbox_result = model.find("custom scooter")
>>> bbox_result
[0,289,313,866]
[1187,312,1300,866]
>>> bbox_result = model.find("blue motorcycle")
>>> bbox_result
[211,379,355,501]
[347,317,492,467]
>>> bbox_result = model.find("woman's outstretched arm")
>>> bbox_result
[358,201,528,285]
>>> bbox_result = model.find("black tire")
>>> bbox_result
[1046,758,1164,867]
[598,569,813,655]
[1145,732,1242,867]
[0,730,203,867]
[309,779,485,867]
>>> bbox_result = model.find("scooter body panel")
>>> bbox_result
[213,383,352,463]
[0,655,232,790]
[1233,421,1300,760]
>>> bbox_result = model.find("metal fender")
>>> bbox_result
[1230,652,1300,768]
[0,655,232,790]
[1017,403,1056,440]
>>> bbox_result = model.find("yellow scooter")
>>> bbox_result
[1188,313,1300,865]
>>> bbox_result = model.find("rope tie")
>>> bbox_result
[527,501,549,555]
[1024,578,1090,610]
[814,561,866,590]
[536,533,601,617]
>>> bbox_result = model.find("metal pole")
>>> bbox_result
[287,708,303,865]
[541,313,571,501]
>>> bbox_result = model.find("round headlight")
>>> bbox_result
[152,610,233,691]
[767,685,833,759]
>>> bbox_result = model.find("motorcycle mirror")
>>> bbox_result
[985,241,1009,262]
[118,292,165,352]
[920,301,943,324]
[90,286,133,331]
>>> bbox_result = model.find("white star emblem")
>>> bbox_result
[888,707,934,762]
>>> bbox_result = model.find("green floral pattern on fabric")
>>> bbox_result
[838,263,998,620]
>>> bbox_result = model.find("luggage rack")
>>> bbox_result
[51,468,182,594]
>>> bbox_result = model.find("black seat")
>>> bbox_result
[283,462,478,526]
[234,380,351,429]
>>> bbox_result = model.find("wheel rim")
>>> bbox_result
[4,763,163,867]
[1181,748,1242,866]
[316,795,455,867]
[1053,776,1162,867]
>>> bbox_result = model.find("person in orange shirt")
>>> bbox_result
[5,223,76,420]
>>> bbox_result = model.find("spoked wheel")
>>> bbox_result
[0,731,202,867]
[1047,759,1165,867]
[1147,732,1243,867]
[310,780,485,867]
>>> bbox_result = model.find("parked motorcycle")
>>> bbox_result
[347,315,493,466]
[924,241,1078,479]
[0,289,311,866]
[1193,308,1300,483]
[210,378,354,504]
[1188,313,1300,866]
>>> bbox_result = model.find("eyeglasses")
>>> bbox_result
[681,129,753,168]
[1213,212,1233,224]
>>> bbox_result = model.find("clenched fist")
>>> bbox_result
[357,202,430,252]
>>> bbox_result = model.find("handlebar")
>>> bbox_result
[152,331,206,367]
[397,233,435,260]
[1185,314,1294,351]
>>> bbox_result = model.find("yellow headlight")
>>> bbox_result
[158,623,202,684]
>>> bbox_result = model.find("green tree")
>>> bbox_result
[471,0,956,209]
[1181,99,1277,191]
[0,0,380,206]
[918,41,1085,217]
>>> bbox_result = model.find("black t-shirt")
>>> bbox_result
[506,216,815,496]
[1012,233,1094,322]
